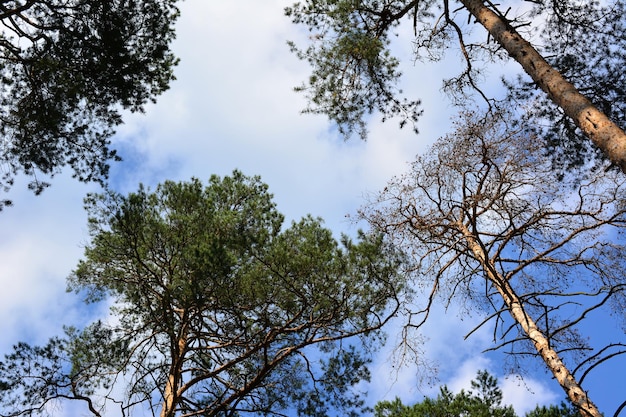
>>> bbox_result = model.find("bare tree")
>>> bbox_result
[359,111,626,417]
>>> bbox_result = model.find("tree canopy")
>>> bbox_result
[0,0,180,208]
[286,0,626,174]
[0,171,405,417]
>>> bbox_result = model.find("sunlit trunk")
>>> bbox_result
[160,314,189,417]
[461,0,626,173]
[160,373,178,417]
[458,222,602,417]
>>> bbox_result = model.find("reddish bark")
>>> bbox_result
[462,0,626,172]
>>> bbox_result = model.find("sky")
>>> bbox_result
[0,0,623,415]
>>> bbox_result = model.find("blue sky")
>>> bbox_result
[0,0,623,415]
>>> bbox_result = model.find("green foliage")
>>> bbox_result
[525,403,580,417]
[1,171,405,417]
[0,0,180,208]
[0,323,127,417]
[373,370,516,417]
[286,0,422,139]
[0,338,71,415]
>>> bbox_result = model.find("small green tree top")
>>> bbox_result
[525,403,580,417]
[373,370,516,417]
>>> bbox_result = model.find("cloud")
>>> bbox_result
[365,303,493,406]
[107,0,451,232]
[0,174,103,351]
[500,374,560,416]
[1,0,441,350]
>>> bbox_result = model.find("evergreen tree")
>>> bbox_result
[373,370,516,417]
[0,0,179,208]
[0,171,405,417]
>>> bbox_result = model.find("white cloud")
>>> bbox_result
[0,174,102,351]
[500,374,560,416]
[446,356,493,393]
[106,0,451,232]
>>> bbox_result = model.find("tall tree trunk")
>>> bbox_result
[161,372,178,417]
[460,0,626,173]
[160,314,189,417]
[458,222,601,417]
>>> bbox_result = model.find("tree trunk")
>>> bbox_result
[160,314,189,417]
[160,373,178,417]
[458,222,602,417]
[460,0,626,173]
